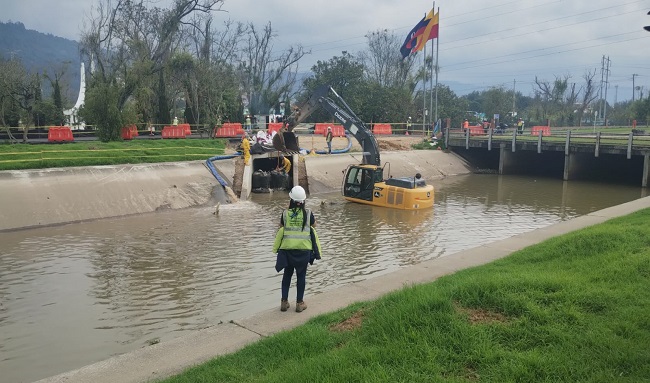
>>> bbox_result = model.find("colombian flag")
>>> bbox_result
[400,8,439,59]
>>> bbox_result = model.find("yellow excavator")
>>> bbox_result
[273,85,434,210]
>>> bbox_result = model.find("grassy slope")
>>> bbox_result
[162,209,650,383]
[0,139,228,171]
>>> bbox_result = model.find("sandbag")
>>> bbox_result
[270,170,289,190]
[252,170,271,190]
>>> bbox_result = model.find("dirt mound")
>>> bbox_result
[378,140,409,151]
[376,136,422,151]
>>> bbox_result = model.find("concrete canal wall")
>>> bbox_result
[0,151,471,232]
[0,162,228,232]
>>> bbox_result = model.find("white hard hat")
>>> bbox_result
[289,186,306,203]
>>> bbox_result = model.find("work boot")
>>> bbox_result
[295,301,307,313]
[280,299,290,312]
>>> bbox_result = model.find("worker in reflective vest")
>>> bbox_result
[272,186,320,313]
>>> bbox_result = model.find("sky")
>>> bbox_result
[2,0,649,102]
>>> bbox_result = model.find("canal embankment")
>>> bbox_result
[0,150,472,231]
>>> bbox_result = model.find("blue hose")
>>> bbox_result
[206,154,239,188]
[206,134,353,187]
[307,134,353,155]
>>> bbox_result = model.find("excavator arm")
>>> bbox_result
[273,85,381,166]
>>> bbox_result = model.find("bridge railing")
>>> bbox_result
[446,126,650,154]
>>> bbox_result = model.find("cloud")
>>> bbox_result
[1,0,648,100]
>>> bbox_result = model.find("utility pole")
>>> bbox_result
[614,85,618,105]
[598,56,605,122]
[512,79,517,118]
[633,74,638,101]
[603,56,610,123]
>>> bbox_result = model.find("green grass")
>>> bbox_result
[0,139,228,170]
[161,209,650,383]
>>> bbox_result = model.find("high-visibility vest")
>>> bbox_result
[279,208,312,250]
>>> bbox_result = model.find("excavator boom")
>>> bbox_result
[273,85,380,166]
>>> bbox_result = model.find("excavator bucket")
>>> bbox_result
[272,131,300,152]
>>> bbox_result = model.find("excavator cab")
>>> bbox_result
[343,164,434,210]
[342,165,383,202]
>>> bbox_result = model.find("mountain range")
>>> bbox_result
[0,20,478,106]
[0,21,82,102]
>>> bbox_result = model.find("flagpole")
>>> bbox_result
[428,2,435,136]
[422,12,427,136]
[434,6,440,125]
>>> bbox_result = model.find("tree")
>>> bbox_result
[80,0,223,140]
[80,79,123,141]
[301,52,367,123]
[0,57,41,142]
[171,18,242,132]
[43,69,67,126]
[421,84,467,129]
[632,97,650,126]
[607,100,634,126]
[0,57,23,142]
[238,22,306,117]
[360,29,418,89]
[360,82,412,124]
[533,75,579,126]
[575,69,599,126]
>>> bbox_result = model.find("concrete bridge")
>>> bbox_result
[446,128,650,187]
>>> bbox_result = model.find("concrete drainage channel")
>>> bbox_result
[239,153,299,200]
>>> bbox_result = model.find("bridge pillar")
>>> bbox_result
[563,153,570,180]
[499,145,517,174]
[564,153,594,181]
[641,153,650,188]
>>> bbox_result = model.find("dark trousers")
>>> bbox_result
[282,265,306,301]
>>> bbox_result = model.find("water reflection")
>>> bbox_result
[0,174,645,382]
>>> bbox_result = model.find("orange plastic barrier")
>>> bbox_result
[214,123,245,138]
[121,125,139,140]
[162,126,187,139]
[178,123,191,136]
[321,124,345,137]
[48,126,74,142]
[372,124,393,135]
[468,125,485,136]
[314,123,331,135]
[268,123,283,134]
[531,126,551,136]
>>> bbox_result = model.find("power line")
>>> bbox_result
[443,35,648,73]
[442,7,643,52]
[304,0,646,55]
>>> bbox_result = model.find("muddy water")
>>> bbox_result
[0,174,646,382]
